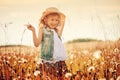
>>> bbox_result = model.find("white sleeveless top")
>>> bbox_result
[53,30,67,62]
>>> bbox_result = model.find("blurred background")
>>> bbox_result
[0,0,120,46]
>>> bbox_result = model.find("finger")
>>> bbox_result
[24,24,29,27]
[24,24,32,28]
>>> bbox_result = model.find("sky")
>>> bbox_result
[0,0,120,46]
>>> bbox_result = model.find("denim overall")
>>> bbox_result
[41,28,54,61]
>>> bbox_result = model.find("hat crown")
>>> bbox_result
[45,7,59,12]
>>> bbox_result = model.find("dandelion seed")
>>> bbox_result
[34,70,40,76]
[65,72,72,78]
[88,66,95,72]
[114,48,119,53]
[93,50,102,59]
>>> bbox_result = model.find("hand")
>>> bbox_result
[25,24,35,32]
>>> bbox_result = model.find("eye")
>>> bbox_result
[55,19,59,22]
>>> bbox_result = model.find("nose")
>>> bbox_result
[54,20,59,24]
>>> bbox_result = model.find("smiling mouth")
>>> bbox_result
[51,25,56,27]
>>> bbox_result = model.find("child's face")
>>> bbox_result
[45,14,60,29]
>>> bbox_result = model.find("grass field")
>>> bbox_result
[0,40,120,79]
[65,40,120,73]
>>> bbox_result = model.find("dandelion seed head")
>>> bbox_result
[65,72,72,78]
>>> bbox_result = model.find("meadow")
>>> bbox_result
[0,40,120,80]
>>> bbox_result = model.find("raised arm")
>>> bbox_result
[25,24,43,47]
[58,16,66,37]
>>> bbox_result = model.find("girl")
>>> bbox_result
[25,7,67,79]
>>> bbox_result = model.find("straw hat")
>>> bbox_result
[40,7,66,25]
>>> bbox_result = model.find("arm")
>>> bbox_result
[58,16,66,37]
[32,28,43,47]
[25,24,43,47]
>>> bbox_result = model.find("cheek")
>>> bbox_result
[46,20,51,24]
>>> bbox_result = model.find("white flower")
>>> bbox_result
[34,70,40,76]
[6,61,10,64]
[88,66,95,72]
[114,48,119,53]
[21,58,27,63]
[93,50,102,59]
[18,60,22,63]
[65,72,72,78]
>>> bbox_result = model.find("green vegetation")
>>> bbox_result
[67,38,100,43]
[0,45,32,48]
